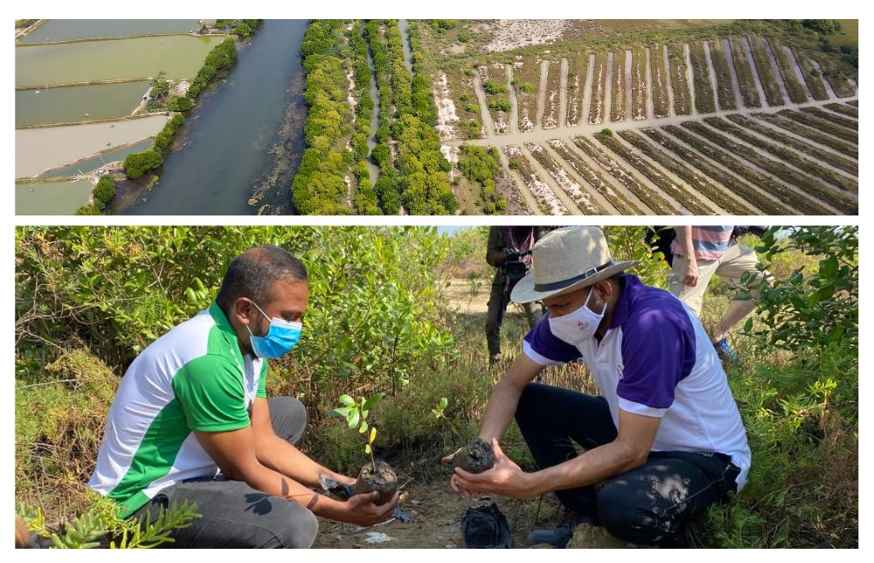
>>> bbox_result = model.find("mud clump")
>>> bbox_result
[351,460,398,505]
[452,438,496,474]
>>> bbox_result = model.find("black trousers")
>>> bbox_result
[515,383,741,546]
[486,272,537,357]
[133,396,318,548]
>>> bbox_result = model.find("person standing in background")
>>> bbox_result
[485,227,548,366]
[668,226,772,363]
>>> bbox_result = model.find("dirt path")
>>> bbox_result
[662,123,838,214]
[807,58,838,100]
[542,141,618,213]
[723,38,745,109]
[611,131,727,214]
[663,45,676,117]
[558,58,569,128]
[703,41,720,109]
[496,147,541,214]
[472,72,497,137]
[581,53,595,124]
[763,38,791,105]
[741,35,770,108]
[456,96,850,149]
[604,51,614,122]
[559,139,655,214]
[624,49,633,121]
[783,45,813,102]
[506,64,519,135]
[536,60,548,129]
[683,43,697,114]
[644,47,655,120]
[522,144,584,214]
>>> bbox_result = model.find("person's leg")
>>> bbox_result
[595,452,739,546]
[711,244,773,342]
[485,273,509,361]
[135,479,319,548]
[268,396,307,445]
[667,254,719,317]
[514,383,617,517]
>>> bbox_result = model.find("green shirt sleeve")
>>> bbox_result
[256,361,268,399]
[172,355,250,432]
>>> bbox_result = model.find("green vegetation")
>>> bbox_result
[457,146,507,214]
[123,149,163,180]
[292,20,354,215]
[187,38,238,99]
[92,176,116,211]
[123,37,245,181]
[14,226,857,547]
[703,226,857,548]
[214,19,263,39]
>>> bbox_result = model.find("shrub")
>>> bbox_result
[123,150,163,180]
[92,176,116,212]
[166,96,194,113]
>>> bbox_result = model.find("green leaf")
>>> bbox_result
[339,394,355,407]
[368,427,377,445]
[347,409,360,430]
[359,420,369,434]
[331,407,350,419]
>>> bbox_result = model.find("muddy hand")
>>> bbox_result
[453,439,534,499]
[346,490,400,527]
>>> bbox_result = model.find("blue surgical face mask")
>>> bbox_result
[245,300,302,359]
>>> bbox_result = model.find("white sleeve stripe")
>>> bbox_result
[618,397,668,418]
[522,341,561,366]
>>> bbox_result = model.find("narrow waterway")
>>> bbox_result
[398,19,413,73]
[365,40,381,186]
[125,19,308,215]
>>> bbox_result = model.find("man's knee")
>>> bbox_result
[596,481,676,546]
[268,396,307,444]
[269,505,319,548]
[515,383,548,428]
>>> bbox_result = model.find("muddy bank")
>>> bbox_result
[124,19,308,215]
[15,115,169,178]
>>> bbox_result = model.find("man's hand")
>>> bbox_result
[683,258,699,288]
[343,491,400,527]
[450,439,536,499]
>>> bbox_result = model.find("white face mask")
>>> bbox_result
[548,287,607,346]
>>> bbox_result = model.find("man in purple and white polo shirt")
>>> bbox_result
[450,227,751,547]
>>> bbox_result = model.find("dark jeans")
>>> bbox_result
[486,272,537,358]
[515,383,741,547]
[133,396,318,548]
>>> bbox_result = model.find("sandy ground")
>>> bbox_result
[15,115,169,178]
[484,20,569,53]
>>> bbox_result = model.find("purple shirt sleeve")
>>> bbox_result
[523,317,582,365]
[617,296,696,417]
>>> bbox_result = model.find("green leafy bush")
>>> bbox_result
[123,150,163,180]
[92,176,116,211]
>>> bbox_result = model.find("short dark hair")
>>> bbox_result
[216,245,308,312]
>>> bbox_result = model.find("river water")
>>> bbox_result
[125,19,308,215]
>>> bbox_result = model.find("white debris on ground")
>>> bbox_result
[505,145,564,215]
[174,80,191,96]
[527,144,596,212]
[364,532,392,544]
[484,20,569,53]
[433,72,458,141]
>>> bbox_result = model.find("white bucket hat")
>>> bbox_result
[510,226,637,304]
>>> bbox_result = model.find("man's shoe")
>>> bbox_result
[527,508,596,548]
[713,338,739,364]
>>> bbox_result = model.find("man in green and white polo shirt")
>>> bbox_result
[89,245,398,548]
